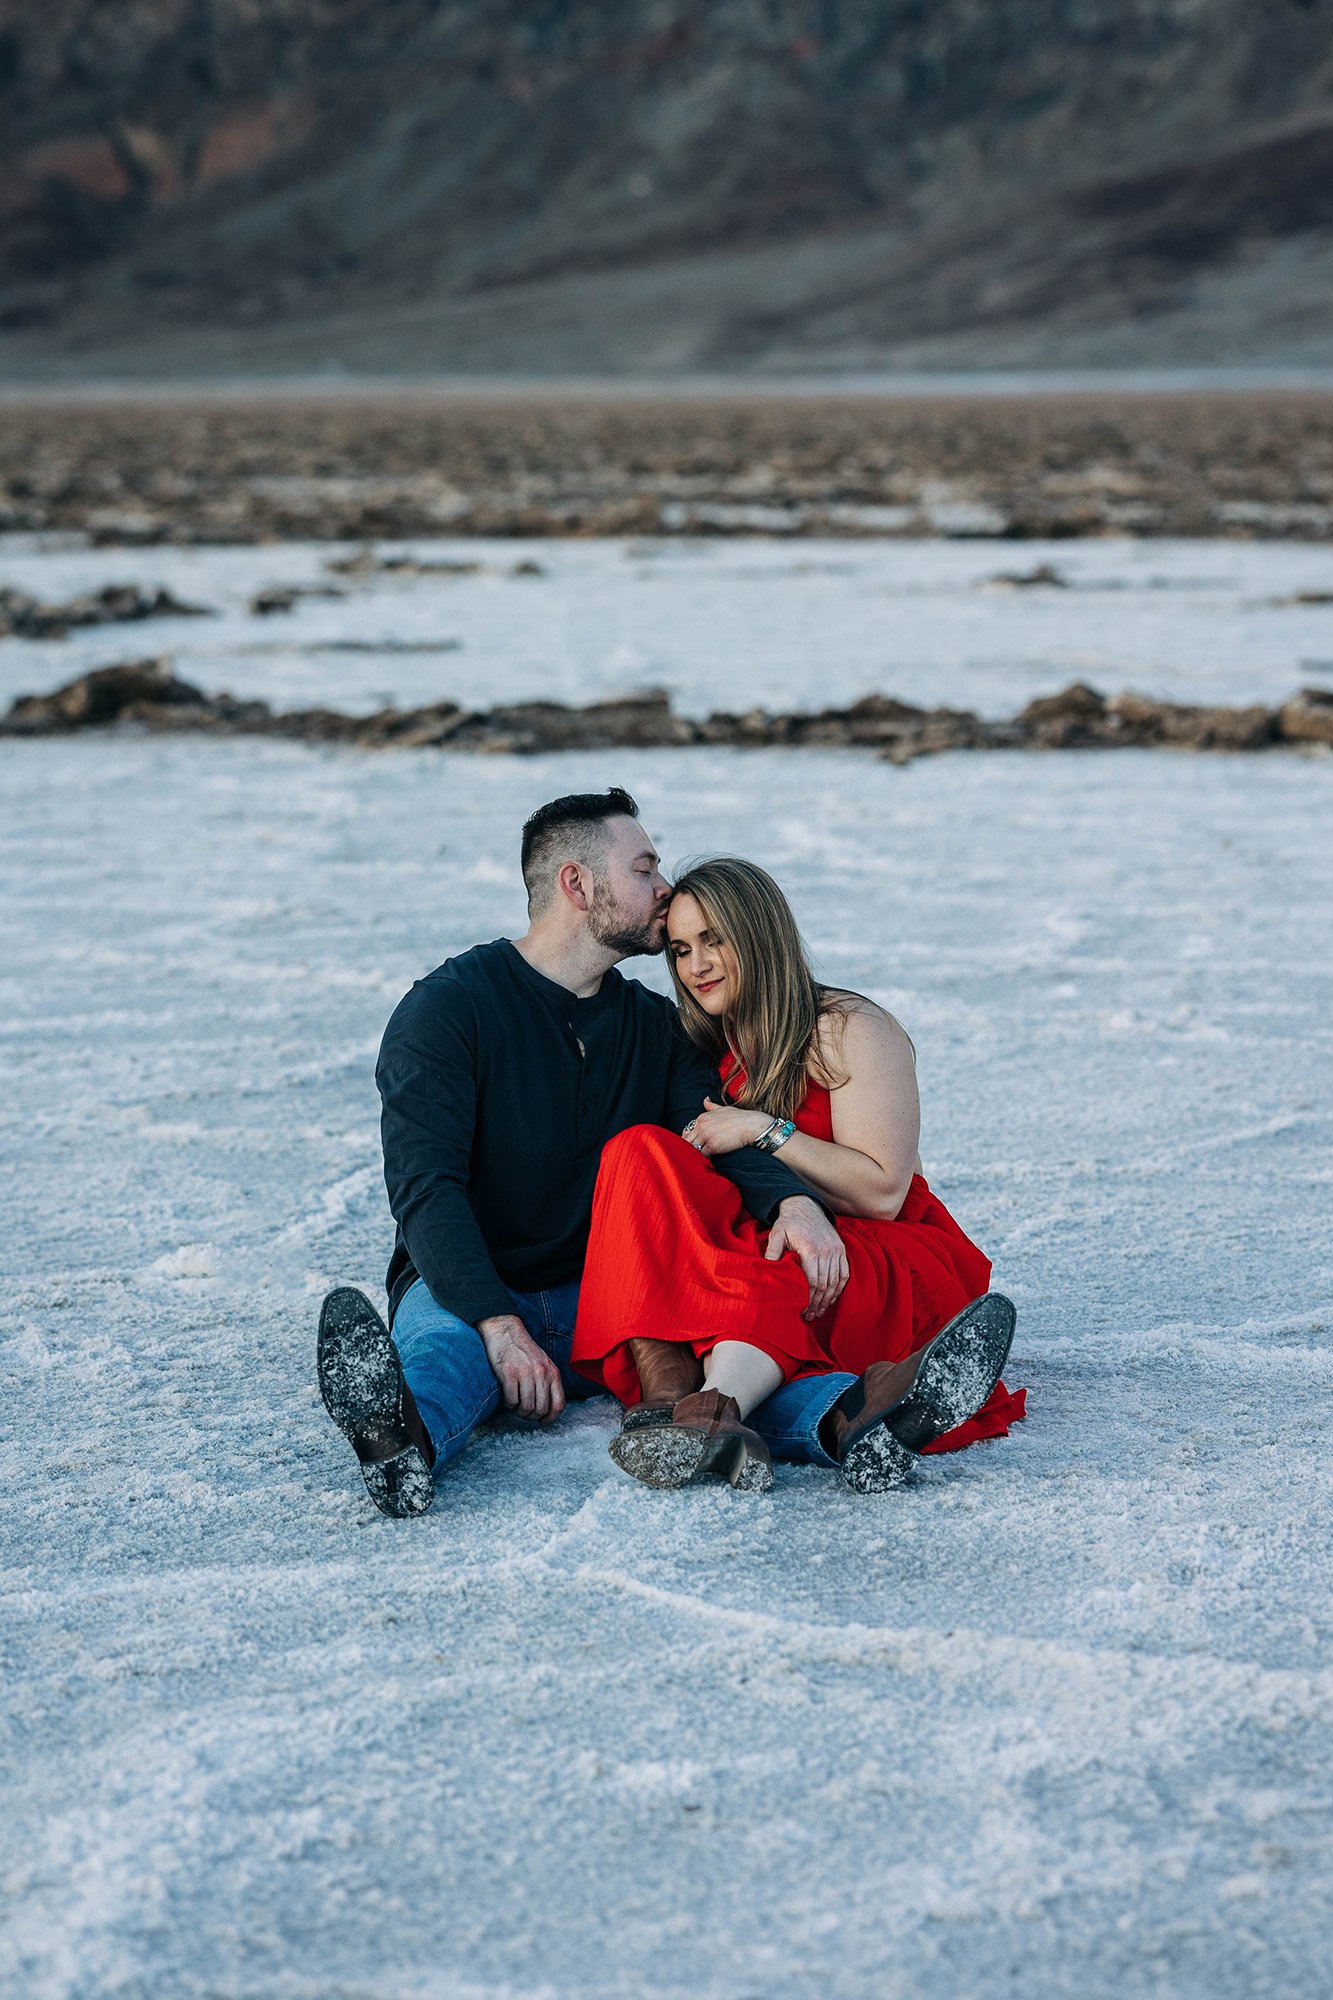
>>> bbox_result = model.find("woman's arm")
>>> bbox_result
[686,1004,922,1220]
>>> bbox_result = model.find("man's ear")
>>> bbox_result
[556,860,591,911]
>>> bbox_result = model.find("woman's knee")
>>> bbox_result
[601,1122,692,1168]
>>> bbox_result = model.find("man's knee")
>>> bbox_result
[392,1284,487,1369]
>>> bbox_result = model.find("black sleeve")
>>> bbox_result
[376,979,515,1327]
[662,1015,820,1226]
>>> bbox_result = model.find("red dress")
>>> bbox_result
[571,1065,1025,1454]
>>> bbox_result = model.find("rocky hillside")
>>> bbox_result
[2,1,1332,375]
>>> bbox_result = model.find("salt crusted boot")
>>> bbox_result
[823,1293,1017,1494]
[317,1286,436,1517]
[610,1385,773,1493]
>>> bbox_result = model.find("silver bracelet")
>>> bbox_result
[754,1117,796,1154]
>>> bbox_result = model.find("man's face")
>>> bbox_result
[586,816,672,957]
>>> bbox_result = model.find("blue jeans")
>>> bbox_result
[392,1276,599,1470]
[748,1369,856,1470]
[392,1277,856,1474]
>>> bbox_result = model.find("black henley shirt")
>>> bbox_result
[377,938,815,1326]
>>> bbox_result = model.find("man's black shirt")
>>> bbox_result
[377,939,814,1326]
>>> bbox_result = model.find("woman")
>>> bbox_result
[571,857,1025,1492]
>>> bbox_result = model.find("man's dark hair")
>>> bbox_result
[520,787,640,916]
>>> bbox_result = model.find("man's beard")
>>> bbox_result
[588,878,668,957]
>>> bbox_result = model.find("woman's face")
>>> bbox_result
[667,892,741,1016]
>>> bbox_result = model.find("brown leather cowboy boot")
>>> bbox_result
[822,1293,1017,1493]
[619,1338,705,1435]
[609,1385,773,1492]
[820,1352,925,1493]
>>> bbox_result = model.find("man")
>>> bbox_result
[317,786,846,1515]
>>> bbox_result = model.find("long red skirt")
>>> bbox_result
[571,1123,1025,1455]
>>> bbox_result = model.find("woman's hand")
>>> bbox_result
[682,1097,773,1158]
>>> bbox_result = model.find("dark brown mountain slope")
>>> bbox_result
[1,1,1331,374]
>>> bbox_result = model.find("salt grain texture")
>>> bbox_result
[1,545,1331,1999]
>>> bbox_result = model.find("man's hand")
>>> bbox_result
[765,1195,849,1323]
[477,1313,566,1422]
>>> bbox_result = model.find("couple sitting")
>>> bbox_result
[317,786,1024,1514]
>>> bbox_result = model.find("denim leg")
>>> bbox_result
[748,1371,857,1467]
[507,1281,601,1403]
[390,1279,500,1468]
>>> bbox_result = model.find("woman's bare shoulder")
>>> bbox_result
[815,991,915,1080]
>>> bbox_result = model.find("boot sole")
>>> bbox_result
[840,1424,919,1494]
[840,1293,1017,1493]
[609,1423,773,1493]
[317,1286,434,1518]
[619,1403,675,1436]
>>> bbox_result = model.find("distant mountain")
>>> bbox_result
[2,0,1332,376]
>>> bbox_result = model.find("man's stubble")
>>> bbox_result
[588,876,669,959]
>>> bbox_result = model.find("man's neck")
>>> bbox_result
[511,925,619,1000]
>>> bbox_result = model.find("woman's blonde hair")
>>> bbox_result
[668,856,849,1120]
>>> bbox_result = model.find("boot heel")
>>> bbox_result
[691,1430,772,1492]
[361,1446,435,1519]
[727,1437,774,1493]
[840,1425,916,1494]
